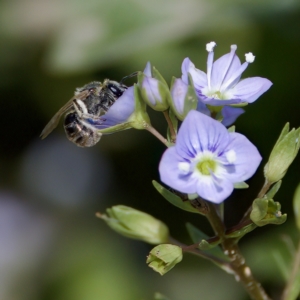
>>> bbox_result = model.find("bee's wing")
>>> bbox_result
[40,90,90,139]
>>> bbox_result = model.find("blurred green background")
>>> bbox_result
[0,0,300,299]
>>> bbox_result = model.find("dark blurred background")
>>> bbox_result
[0,0,300,299]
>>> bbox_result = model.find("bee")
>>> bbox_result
[40,73,137,147]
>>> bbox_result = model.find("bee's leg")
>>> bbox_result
[73,99,98,120]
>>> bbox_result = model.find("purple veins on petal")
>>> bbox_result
[159,110,262,203]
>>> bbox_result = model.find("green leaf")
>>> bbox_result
[265,180,282,199]
[186,223,229,261]
[152,180,200,214]
[233,182,249,189]
[152,66,169,87]
[274,123,290,148]
[293,182,300,231]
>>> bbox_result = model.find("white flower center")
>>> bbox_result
[203,88,233,100]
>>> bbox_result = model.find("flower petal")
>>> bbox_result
[94,87,135,129]
[175,110,230,159]
[198,95,243,106]
[181,58,207,89]
[196,101,211,116]
[222,132,262,182]
[196,177,234,203]
[231,77,272,103]
[221,106,245,127]
[143,61,152,77]
[142,77,162,105]
[159,147,198,194]
[211,51,242,90]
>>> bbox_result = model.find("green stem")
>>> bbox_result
[204,200,272,300]
[169,237,230,267]
[281,240,300,300]
[163,110,177,143]
[144,123,170,147]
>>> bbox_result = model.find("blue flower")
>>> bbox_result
[181,42,272,106]
[159,110,262,203]
[93,86,135,130]
[171,78,244,126]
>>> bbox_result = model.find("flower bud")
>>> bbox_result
[264,124,300,184]
[146,244,183,275]
[169,77,197,120]
[97,205,169,244]
[250,198,286,226]
[138,62,170,111]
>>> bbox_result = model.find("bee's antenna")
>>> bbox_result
[120,71,139,84]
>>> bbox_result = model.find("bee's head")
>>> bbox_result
[103,79,128,98]
[75,81,102,96]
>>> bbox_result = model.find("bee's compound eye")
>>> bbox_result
[107,83,124,97]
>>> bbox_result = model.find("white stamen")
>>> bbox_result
[226,150,236,163]
[178,162,191,175]
[231,44,237,51]
[206,41,216,52]
[245,52,255,63]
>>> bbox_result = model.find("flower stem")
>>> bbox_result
[144,123,170,147]
[281,240,300,300]
[169,236,230,267]
[163,110,177,143]
[204,200,272,300]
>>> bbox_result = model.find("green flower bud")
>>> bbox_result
[264,124,300,184]
[97,205,169,244]
[146,244,183,275]
[138,62,170,111]
[250,198,287,226]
